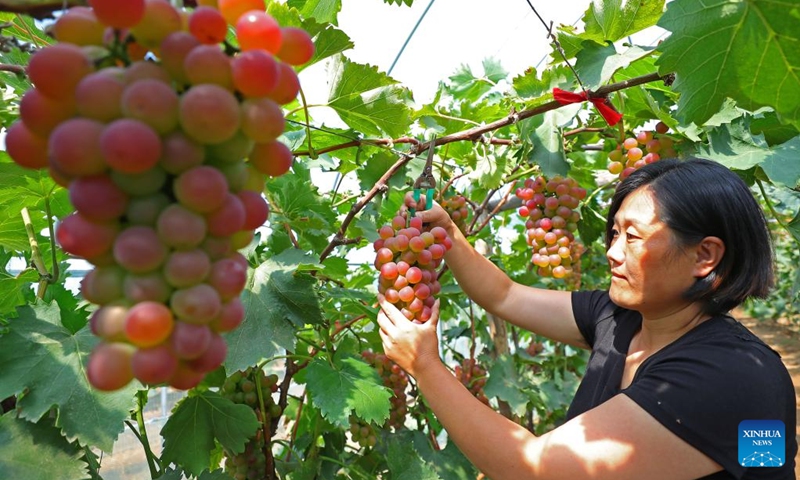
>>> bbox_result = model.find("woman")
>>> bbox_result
[377,158,797,479]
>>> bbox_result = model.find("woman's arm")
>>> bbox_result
[377,299,723,480]
[410,197,585,348]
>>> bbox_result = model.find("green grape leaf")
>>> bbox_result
[787,210,800,244]
[761,136,800,189]
[0,302,138,452]
[0,415,87,480]
[583,0,666,43]
[699,120,800,188]
[0,155,70,252]
[304,353,391,428]
[751,110,800,146]
[383,0,413,5]
[0,268,37,316]
[656,0,800,128]
[267,173,337,252]
[286,0,342,25]
[160,391,260,477]
[521,111,570,178]
[327,56,414,138]
[386,434,441,480]
[483,354,530,417]
[410,430,479,480]
[574,42,654,90]
[225,251,322,370]
[553,0,665,60]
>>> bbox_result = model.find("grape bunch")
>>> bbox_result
[439,193,470,234]
[348,417,378,449]
[454,358,489,405]
[373,214,452,323]
[220,368,281,480]
[4,0,315,391]
[361,350,409,430]
[606,121,677,180]
[515,176,586,279]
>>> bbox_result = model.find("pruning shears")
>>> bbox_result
[409,136,437,219]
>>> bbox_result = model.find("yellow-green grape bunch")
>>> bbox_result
[515,176,586,279]
[348,417,378,449]
[454,358,489,405]
[5,0,315,392]
[440,193,470,234]
[373,213,452,323]
[607,121,677,180]
[220,368,281,480]
[362,350,409,430]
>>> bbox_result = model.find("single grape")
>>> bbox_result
[124,301,174,348]
[87,342,136,391]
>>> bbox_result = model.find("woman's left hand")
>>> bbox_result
[376,296,441,378]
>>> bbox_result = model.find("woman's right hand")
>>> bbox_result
[403,192,454,232]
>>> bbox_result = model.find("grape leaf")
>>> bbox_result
[554,0,665,59]
[520,111,570,178]
[787,210,800,244]
[574,42,654,90]
[160,391,259,477]
[383,0,413,5]
[224,251,321,371]
[286,0,342,25]
[0,302,138,452]
[0,415,87,480]
[483,354,529,417]
[0,268,37,316]
[699,120,800,188]
[656,0,800,128]
[386,434,441,480]
[410,430,479,480]
[327,56,414,138]
[304,353,391,428]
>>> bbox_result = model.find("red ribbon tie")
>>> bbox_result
[552,87,623,126]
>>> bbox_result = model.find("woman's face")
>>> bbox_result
[606,187,698,318]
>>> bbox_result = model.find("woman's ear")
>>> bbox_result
[693,236,725,278]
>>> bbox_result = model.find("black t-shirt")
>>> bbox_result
[569,290,797,480]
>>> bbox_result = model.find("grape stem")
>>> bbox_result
[130,390,161,478]
[253,369,275,479]
[21,207,51,299]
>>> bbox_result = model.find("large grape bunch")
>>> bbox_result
[361,350,409,430]
[606,121,677,180]
[4,0,315,391]
[439,192,470,234]
[515,176,586,279]
[220,367,281,480]
[373,214,452,323]
[454,358,489,405]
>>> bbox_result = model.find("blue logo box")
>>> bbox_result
[738,420,785,468]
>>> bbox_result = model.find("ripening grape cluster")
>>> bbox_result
[361,350,409,430]
[440,193,470,234]
[373,214,452,323]
[515,176,586,279]
[454,358,489,405]
[607,121,676,180]
[221,368,281,480]
[3,0,315,391]
[348,417,378,449]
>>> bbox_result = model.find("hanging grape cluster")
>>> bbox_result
[361,350,409,430]
[348,417,378,449]
[606,121,676,180]
[515,176,586,279]
[373,214,452,323]
[439,192,470,234]
[4,0,315,391]
[454,358,489,405]
[220,367,281,480]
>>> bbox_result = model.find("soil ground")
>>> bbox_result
[739,314,800,476]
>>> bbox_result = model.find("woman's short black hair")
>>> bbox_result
[605,157,774,316]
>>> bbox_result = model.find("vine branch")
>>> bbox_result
[313,71,668,263]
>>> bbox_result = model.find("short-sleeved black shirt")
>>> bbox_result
[569,290,797,480]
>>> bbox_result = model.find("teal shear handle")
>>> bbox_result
[409,136,437,221]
